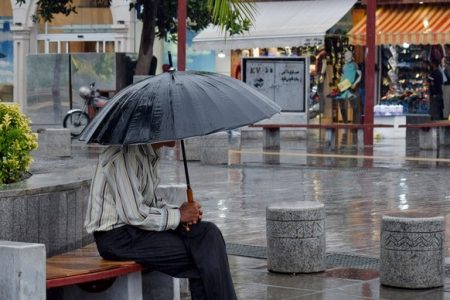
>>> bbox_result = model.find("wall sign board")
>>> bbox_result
[242,57,308,113]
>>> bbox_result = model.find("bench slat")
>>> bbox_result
[399,121,450,129]
[47,264,142,289]
[46,243,142,289]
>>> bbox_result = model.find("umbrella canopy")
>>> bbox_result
[79,70,281,145]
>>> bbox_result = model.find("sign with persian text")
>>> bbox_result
[242,57,308,112]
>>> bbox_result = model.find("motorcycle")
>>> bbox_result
[63,83,110,137]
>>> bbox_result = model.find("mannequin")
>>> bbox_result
[335,50,362,123]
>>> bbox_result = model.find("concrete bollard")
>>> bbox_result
[418,128,438,150]
[266,201,326,273]
[263,128,280,150]
[380,212,445,288]
[180,137,202,161]
[0,241,46,300]
[38,128,71,157]
[200,132,229,165]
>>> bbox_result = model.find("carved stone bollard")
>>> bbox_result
[380,212,445,288]
[266,201,325,273]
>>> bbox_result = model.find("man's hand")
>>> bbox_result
[180,201,202,230]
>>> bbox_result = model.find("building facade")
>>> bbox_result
[1,0,161,110]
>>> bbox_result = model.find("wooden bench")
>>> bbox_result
[399,121,450,150]
[47,243,144,299]
[47,243,184,300]
[250,123,394,150]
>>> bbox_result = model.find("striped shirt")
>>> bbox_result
[84,144,180,233]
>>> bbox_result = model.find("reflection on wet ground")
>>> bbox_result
[232,129,450,170]
[160,130,450,299]
[161,141,450,257]
[35,130,450,299]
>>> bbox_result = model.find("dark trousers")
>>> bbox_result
[94,222,237,300]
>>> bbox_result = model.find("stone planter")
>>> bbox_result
[0,171,92,256]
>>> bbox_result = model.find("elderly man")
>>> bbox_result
[85,141,237,300]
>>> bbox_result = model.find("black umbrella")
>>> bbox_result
[79,70,281,202]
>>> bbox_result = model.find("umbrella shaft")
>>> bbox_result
[180,139,193,203]
[180,140,190,187]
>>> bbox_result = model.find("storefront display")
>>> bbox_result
[229,36,359,123]
[321,36,366,123]
[326,36,350,87]
[380,44,431,114]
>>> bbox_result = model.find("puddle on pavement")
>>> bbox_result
[325,268,379,280]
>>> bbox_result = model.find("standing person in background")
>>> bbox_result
[428,60,444,120]
[442,57,450,119]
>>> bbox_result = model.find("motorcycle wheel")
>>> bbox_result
[63,111,90,137]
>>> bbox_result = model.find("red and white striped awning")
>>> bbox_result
[348,4,450,45]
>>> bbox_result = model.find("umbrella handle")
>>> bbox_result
[183,186,194,232]
[186,186,194,203]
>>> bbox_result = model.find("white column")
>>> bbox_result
[113,25,128,53]
[110,0,136,53]
[11,27,31,111]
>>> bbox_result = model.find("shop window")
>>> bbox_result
[379,44,448,114]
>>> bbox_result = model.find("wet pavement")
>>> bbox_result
[30,129,450,299]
